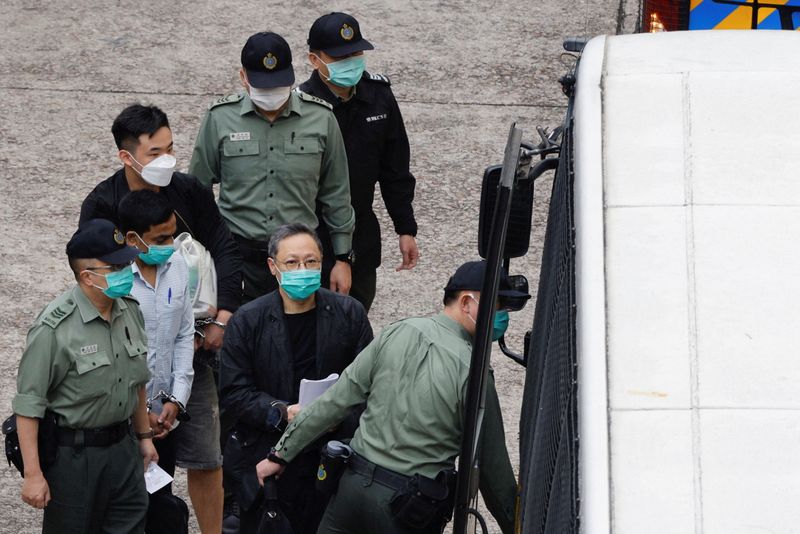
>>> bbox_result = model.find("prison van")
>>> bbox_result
[515,30,800,533]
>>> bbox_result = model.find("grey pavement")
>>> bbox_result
[0,1,622,532]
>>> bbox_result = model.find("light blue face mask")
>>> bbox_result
[324,55,366,88]
[86,265,134,299]
[278,268,322,301]
[136,234,175,265]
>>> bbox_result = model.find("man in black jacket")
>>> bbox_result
[301,12,419,312]
[219,222,373,534]
[80,104,241,534]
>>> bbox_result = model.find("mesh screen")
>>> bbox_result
[518,104,579,534]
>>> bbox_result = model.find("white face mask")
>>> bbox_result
[129,153,176,187]
[249,85,292,111]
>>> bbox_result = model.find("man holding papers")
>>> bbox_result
[218,223,373,533]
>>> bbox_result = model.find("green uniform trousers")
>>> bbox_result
[317,469,444,534]
[42,435,147,534]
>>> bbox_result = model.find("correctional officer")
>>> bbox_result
[301,12,419,312]
[256,260,529,534]
[189,31,356,303]
[13,218,157,533]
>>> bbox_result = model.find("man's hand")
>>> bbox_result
[158,403,180,433]
[21,472,50,509]
[256,459,285,486]
[397,235,419,271]
[329,261,352,294]
[139,438,159,470]
[202,309,232,352]
[287,404,301,423]
[148,412,167,439]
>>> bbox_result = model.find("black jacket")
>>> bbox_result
[218,288,373,510]
[300,71,417,268]
[80,169,242,313]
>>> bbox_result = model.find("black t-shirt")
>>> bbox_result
[284,307,318,400]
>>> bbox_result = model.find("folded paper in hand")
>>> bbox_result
[299,373,339,406]
[144,462,174,494]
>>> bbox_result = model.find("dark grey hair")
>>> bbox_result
[267,223,324,259]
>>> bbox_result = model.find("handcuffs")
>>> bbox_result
[194,317,227,339]
[146,390,191,422]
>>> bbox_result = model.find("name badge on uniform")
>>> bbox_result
[229,132,251,141]
[80,344,98,355]
[366,114,387,123]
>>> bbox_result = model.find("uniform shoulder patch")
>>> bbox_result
[365,72,391,85]
[210,93,244,110]
[296,90,333,110]
[121,294,140,305]
[40,298,77,329]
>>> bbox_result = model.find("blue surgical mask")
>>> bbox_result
[278,269,321,301]
[86,265,135,299]
[492,310,510,341]
[136,233,175,265]
[322,55,366,88]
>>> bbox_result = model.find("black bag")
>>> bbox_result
[145,492,189,534]
[389,470,456,531]
[2,412,59,477]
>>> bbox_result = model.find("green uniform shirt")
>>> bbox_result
[275,313,517,529]
[13,285,150,429]
[188,91,355,254]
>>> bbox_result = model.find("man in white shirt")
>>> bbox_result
[119,190,195,526]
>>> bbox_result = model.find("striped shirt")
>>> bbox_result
[131,252,195,412]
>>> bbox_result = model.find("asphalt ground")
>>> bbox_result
[0,1,626,531]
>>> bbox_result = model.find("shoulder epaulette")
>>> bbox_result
[40,298,77,329]
[210,93,244,110]
[296,90,333,110]
[121,294,140,305]
[365,72,391,85]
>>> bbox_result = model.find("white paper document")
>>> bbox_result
[144,462,174,494]
[299,373,339,406]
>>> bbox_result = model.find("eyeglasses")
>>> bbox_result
[84,263,132,272]
[272,258,322,271]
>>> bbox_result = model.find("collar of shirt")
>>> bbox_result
[72,284,127,324]
[431,312,473,345]
[307,70,371,108]
[131,255,174,287]
[241,91,304,118]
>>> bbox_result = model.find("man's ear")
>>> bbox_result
[308,52,321,70]
[239,68,249,90]
[125,231,140,249]
[267,258,278,277]
[118,149,134,168]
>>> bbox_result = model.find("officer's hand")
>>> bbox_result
[149,412,167,439]
[329,261,352,295]
[139,438,159,470]
[397,235,419,271]
[21,472,50,509]
[159,403,180,433]
[287,404,301,423]
[202,309,231,352]
[256,459,285,486]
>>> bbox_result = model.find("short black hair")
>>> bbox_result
[118,190,174,236]
[268,223,323,259]
[443,289,461,306]
[112,104,170,152]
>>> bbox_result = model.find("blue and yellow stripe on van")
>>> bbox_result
[689,0,800,30]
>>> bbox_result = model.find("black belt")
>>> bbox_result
[58,420,130,448]
[348,452,410,490]
[232,234,270,264]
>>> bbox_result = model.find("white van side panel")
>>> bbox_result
[578,30,800,534]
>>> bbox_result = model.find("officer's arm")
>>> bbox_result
[317,115,355,256]
[17,416,43,478]
[13,324,63,421]
[477,371,517,534]
[218,313,291,431]
[188,111,220,187]
[274,333,383,461]
[377,95,417,238]
[188,178,242,314]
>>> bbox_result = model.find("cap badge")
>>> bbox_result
[340,24,354,41]
[263,52,278,70]
[113,229,125,245]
